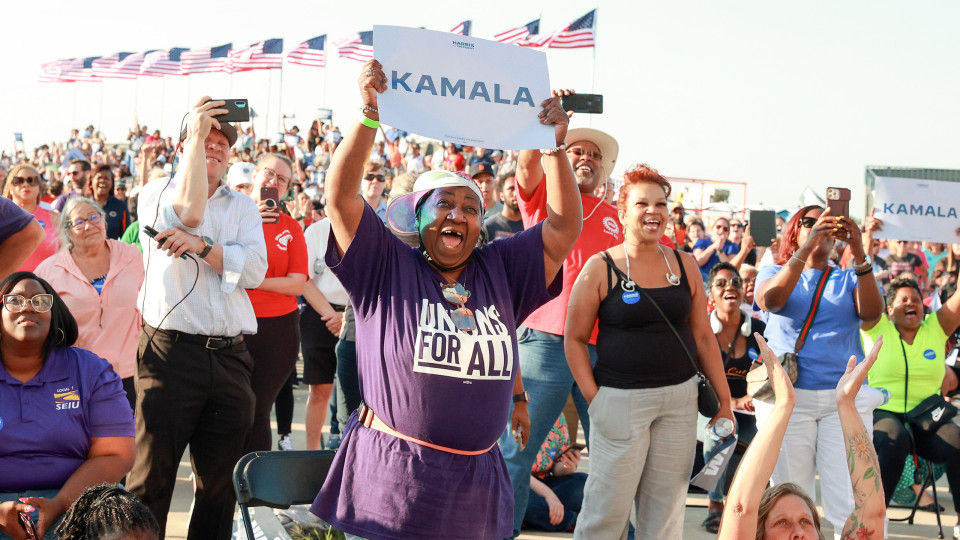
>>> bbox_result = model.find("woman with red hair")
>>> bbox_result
[752,204,883,533]
[566,164,733,539]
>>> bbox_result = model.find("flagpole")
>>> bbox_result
[265,70,272,140]
[278,64,284,135]
[72,84,78,128]
[159,76,166,131]
[589,8,598,129]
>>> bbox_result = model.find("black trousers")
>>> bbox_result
[128,327,255,540]
[244,309,301,453]
[873,408,960,512]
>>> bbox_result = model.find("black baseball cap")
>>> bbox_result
[467,161,495,179]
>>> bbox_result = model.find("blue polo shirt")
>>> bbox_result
[756,264,863,390]
[0,347,134,492]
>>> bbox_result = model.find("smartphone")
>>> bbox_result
[19,511,38,540]
[748,210,778,247]
[212,99,250,123]
[143,225,189,260]
[260,186,280,224]
[560,93,603,114]
[826,187,850,219]
[556,443,587,460]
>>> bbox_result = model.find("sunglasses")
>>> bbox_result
[712,277,743,289]
[566,146,603,162]
[12,176,39,186]
[3,293,54,313]
[441,282,477,333]
[730,223,745,230]
[364,173,386,182]
[261,167,292,185]
[67,213,101,230]
[799,216,818,228]
[715,226,729,232]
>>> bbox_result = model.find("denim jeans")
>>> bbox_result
[499,327,596,538]
[335,339,359,435]
[0,489,61,540]
[524,472,588,532]
[697,411,757,502]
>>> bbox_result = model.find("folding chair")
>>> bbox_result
[233,450,337,540]
[889,455,945,539]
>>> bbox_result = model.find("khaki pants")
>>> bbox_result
[575,377,698,540]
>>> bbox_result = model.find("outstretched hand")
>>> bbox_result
[755,333,795,405]
[837,336,882,406]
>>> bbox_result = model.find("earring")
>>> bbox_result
[56,327,65,345]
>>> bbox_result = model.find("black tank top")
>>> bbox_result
[594,249,698,389]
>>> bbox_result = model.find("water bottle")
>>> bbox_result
[710,417,735,441]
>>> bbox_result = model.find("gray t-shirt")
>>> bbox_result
[483,212,523,242]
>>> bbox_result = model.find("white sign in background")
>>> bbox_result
[873,176,960,244]
[373,25,555,150]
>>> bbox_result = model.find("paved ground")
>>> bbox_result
[164,378,956,539]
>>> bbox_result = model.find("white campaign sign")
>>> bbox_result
[373,25,554,150]
[873,176,960,244]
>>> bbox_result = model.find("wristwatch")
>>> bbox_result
[198,236,214,259]
[853,254,872,270]
[513,391,531,403]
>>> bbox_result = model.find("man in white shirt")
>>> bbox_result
[127,97,267,540]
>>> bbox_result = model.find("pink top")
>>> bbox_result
[19,202,59,272]
[35,240,144,379]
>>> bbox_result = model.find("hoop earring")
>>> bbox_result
[56,327,65,345]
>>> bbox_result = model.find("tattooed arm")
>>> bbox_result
[836,337,886,539]
[718,334,795,540]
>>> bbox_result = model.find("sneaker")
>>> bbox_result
[278,435,294,451]
[325,434,342,450]
[953,524,959,540]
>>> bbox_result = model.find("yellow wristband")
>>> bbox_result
[358,114,380,130]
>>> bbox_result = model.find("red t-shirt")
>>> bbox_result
[518,177,624,344]
[246,213,309,318]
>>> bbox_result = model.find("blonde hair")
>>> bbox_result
[3,164,43,204]
[756,483,823,540]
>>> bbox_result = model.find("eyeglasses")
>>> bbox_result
[799,216,817,228]
[712,277,743,289]
[566,146,603,162]
[441,282,477,333]
[3,293,54,313]
[715,226,729,232]
[730,223,745,230]
[11,176,39,186]
[261,167,292,185]
[67,213,101,230]
[364,173,386,182]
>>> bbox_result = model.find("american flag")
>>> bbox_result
[450,20,472,36]
[538,10,597,49]
[93,52,152,79]
[287,35,326,68]
[39,59,73,83]
[61,57,102,82]
[140,48,188,76]
[180,43,232,74]
[494,19,540,44]
[334,31,374,62]
[229,38,283,72]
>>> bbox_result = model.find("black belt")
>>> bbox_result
[145,325,243,350]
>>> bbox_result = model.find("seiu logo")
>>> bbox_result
[56,402,80,411]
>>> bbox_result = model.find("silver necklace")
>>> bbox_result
[622,244,681,290]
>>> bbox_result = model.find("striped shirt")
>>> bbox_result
[136,176,267,336]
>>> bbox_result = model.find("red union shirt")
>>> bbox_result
[245,213,308,318]
[518,177,623,344]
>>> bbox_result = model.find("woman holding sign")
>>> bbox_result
[752,204,883,533]
[310,60,582,540]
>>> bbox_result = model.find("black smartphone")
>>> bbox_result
[212,99,250,123]
[748,210,778,247]
[826,187,850,219]
[143,225,189,260]
[556,442,587,460]
[19,511,38,540]
[260,186,280,224]
[560,93,603,114]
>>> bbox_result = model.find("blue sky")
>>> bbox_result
[3,0,958,216]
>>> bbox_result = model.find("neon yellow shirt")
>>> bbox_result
[863,314,947,413]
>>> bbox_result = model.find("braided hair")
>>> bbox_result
[56,484,159,540]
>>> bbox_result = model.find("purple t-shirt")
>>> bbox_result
[311,204,560,540]
[0,347,134,491]
[0,197,35,243]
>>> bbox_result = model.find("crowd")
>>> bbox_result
[0,57,959,540]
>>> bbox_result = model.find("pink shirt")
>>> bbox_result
[19,203,59,272]
[35,240,144,379]
[518,177,624,344]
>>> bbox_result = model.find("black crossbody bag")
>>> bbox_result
[599,251,721,417]
[900,335,957,433]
